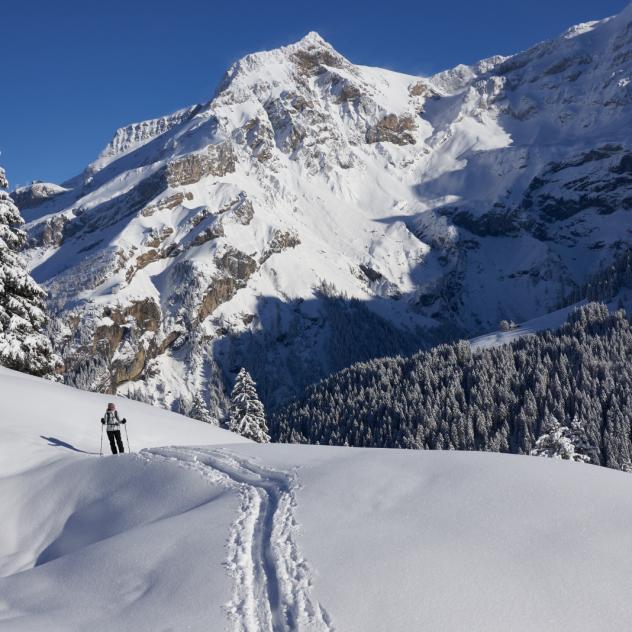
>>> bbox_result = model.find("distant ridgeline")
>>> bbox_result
[271,303,632,470]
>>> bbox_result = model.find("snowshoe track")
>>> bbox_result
[142,447,334,632]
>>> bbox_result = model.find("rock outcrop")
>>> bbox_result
[165,142,236,186]
[11,182,67,210]
[366,114,417,145]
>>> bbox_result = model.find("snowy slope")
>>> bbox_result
[470,288,632,350]
[0,366,249,478]
[2,372,632,630]
[0,367,248,579]
[16,4,632,417]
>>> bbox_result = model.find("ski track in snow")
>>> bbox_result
[140,446,334,632]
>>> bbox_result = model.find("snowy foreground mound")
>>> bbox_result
[2,370,632,630]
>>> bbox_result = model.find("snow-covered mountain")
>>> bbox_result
[2,368,632,631]
[18,4,632,416]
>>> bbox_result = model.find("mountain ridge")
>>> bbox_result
[15,4,632,419]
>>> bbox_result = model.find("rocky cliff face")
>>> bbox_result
[21,7,632,419]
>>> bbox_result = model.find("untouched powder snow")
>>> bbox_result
[2,370,632,630]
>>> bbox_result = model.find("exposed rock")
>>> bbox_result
[521,147,632,221]
[192,221,225,246]
[264,97,309,153]
[231,197,255,225]
[611,153,632,174]
[450,208,523,237]
[112,346,146,385]
[216,248,258,280]
[543,54,592,77]
[144,226,174,248]
[237,117,275,162]
[195,250,258,323]
[192,194,254,226]
[189,206,214,227]
[141,191,193,217]
[29,214,69,248]
[366,114,417,145]
[260,229,301,263]
[408,82,440,98]
[197,277,238,323]
[158,330,181,353]
[292,47,344,75]
[100,106,200,160]
[126,244,180,282]
[63,170,167,240]
[331,76,362,103]
[90,299,179,388]
[165,142,236,186]
[125,250,161,281]
[107,298,162,332]
[11,182,67,210]
[93,321,125,358]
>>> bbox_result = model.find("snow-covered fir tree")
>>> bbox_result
[229,368,269,442]
[188,393,216,424]
[568,416,598,464]
[0,168,57,377]
[530,416,591,462]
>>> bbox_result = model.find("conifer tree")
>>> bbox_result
[229,368,269,442]
[189,393,216,424]
[568,416,598,464]
[530,416,575,460]
[0,167,57,377]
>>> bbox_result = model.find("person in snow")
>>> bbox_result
[101,403,127,454]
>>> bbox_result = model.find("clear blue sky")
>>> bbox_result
[1,0,627,188]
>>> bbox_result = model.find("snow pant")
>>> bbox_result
[107,430,124,454]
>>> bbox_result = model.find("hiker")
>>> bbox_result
[101,403,127,454]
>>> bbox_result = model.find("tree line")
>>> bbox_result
[271,303,632,471]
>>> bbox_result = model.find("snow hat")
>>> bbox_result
[107,403,116,411]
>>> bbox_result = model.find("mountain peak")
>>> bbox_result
[213,30,348,100]
[295,31,327,46]
[291,31,334,51]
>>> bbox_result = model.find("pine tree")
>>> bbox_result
[0,167,57,377]
[229,368,269,442]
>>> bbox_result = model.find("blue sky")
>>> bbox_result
[1,0,627,188]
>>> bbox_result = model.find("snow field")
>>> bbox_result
[3,369,632,630]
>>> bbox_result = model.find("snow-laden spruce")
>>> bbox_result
[530,416,596,463]
[229,368,270,443]
[0,168,57,377]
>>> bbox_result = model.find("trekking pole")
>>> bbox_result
[100,424,104,457]
[124,423,131,453]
